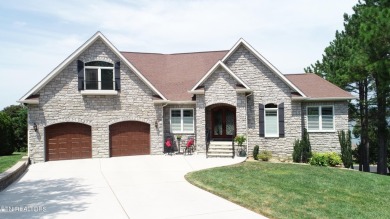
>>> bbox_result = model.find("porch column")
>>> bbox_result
[196,94,206,152]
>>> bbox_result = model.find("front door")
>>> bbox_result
[211,106,236,140]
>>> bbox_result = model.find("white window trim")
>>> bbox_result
[170,108,195,133]
[306,105,335,132]
[264,107,279,138]
[84,65,115,90]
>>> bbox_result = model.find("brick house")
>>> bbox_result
[19,32,354,163]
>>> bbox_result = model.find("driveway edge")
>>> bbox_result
[0,156,30,192]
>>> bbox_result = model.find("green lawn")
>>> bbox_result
[0,152,26,173]
[185,161,390,219]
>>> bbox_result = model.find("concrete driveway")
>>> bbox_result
[0,155,265,219]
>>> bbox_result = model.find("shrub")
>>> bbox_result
[310,153,328,166]
[309,152,342,167]
[327,152,342,167]
[292,129,312,163]
[253,145,259,160]
[258,150,272,161]
[292,139,302,162]
[338,130,353,168]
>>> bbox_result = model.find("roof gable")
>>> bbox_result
[221,38,306,98]
[190,61,250,92]
[19,32,167,103]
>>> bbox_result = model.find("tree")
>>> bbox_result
[306,0,390,175]
[0,112,14,155]
[2,105,27,152]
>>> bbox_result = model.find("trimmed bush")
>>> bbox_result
[253,145,259,160]
[292,139,302,162]
[258,150,272,161]
[338,130,353,168]
[292,129,312,163]
[309,152,342,167]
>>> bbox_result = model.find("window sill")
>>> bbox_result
[80,90,118,96]
[307,130,335,133]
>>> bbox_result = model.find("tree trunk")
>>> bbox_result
[359,80,370,172]
[375,76,388,175]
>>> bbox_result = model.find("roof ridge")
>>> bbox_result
[120,50,229,55]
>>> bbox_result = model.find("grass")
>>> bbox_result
[0,152,26,173]
[185,161,390,219]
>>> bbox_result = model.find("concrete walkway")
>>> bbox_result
[0,155,266,219]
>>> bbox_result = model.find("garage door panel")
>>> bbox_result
[46,123,92,161]
[110,121,150,157]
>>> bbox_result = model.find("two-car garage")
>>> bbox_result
[45,121,150,161]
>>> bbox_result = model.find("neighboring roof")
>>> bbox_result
[19,31,167,103]
[285,73,355,100]
[121,50,227,101]
[190,60,251,92]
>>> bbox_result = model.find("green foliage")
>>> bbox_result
[292,129,312,163]
[292,139,302,163]
[305,0,390,174]
[2,105,27,152]
[310,152,342,167]
[234,135,246,146]
[257,150,272,161]
[338,130,353,168]
[309,153,329,166]
[253,145,259,160]
[0,112,14,155]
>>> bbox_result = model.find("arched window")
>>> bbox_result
[84,61,114,90]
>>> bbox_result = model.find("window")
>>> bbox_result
[307,106,334,131]
[84,61,115,90]
[265,104,278,137]
[171,109,194,133]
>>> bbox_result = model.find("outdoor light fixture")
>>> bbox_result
[155,120,158,128]
[33,123,38,132]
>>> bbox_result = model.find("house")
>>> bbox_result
[19,32,354,163]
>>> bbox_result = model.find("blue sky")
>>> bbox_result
[0,0,357,109]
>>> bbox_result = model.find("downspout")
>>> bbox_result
[245,92,253,157]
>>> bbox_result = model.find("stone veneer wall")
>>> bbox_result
[223,45,302,159]
[195,67,247,152]
[27,39,163,163]
[302,101,349,152]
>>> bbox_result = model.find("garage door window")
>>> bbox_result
[171,109,194,133]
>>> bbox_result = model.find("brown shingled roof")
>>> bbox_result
[121,51,228,101]
[285,73,354,99]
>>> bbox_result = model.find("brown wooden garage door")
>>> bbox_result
[45,123,92,161]
[110,121,150,157]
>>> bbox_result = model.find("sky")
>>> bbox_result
[0,0,358,110]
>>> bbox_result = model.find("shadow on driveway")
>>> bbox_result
[0,172,95,219]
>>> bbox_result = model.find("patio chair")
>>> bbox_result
[184,136,195,155]
[165,137,173,155]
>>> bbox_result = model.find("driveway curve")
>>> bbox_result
[0,155,265,219]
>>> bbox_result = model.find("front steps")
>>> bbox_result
[207,141,234,158]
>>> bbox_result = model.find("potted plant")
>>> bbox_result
[234,135,247,157]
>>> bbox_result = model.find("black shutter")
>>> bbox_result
[115,61,120,91]
[77,60,84,90]
[279,102,285,138]
[259,103,265,137]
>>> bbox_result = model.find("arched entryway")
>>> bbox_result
[208,104,236,140]
[45,122,92,161]
[109,121,150,157]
